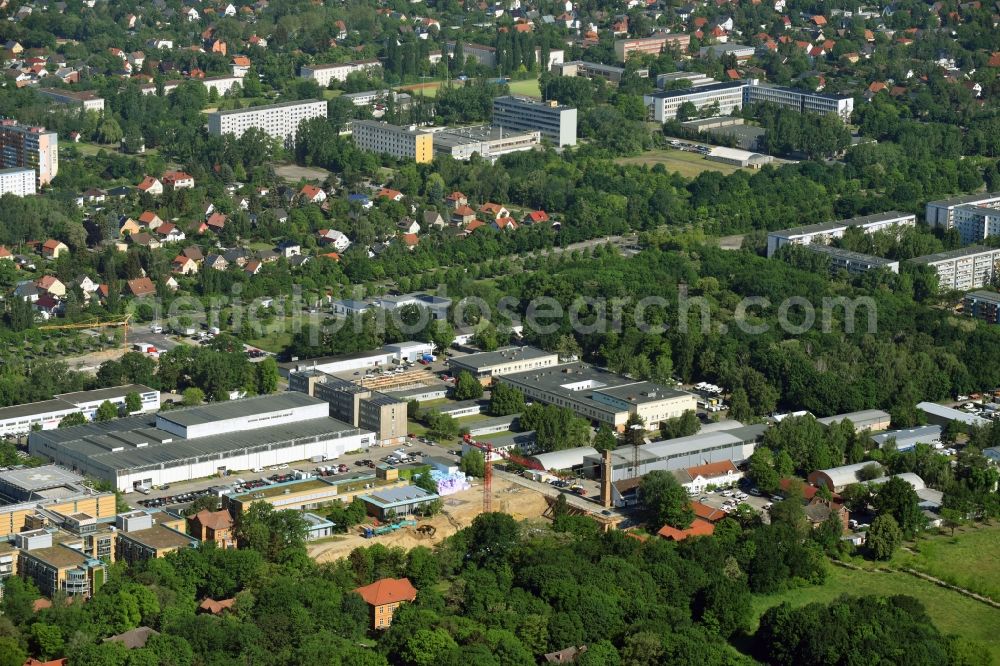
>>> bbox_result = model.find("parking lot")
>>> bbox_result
[126,435,458,512]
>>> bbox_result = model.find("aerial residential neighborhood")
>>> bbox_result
[0,0,999,663]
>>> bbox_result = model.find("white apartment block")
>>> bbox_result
[925,192,1000,231]
[645,81,745,122]
[300,60,382,87]
[909,246,1000,292]
[207,99,327,145]
[38,89,106,112]
[0,167,37,196]
[766,212,916,258]
[950,204,1000,245]
[492,96,577,147]
[0,120,58,186]
[351,120,434,163]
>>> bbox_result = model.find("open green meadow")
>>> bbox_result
[615,148,743,177]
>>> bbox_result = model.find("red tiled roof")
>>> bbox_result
[198,597,236,614]
[193,509,233,530]
[353,577,417,606]
[138,211,159,224]
[231,56,251,66]
[42,239,63,251]
[445,191,466,200]
[686,460,738,479]
[526,210,549,223]
[300,184,322,199]
[657,518,715,541]
[401,233,419,247]
[454,205,475,216]
[465,219,486,232]
[127,277,156,297]
[137,176,159,191]
[811,14,826,25]
[691,501,728,523]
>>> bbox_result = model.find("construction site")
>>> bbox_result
[308,441,625,563]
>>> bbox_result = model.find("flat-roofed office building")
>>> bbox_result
[428,125,541,161]
[351,120,434,163]
[743,82,853,120]
[447,346,560,385]
[614,34,690,60]
[644,81,746,122]
[498,362,697,430]
[492,96,577,147]
[207,99,327,145]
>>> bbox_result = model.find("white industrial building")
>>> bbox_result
[705,146,772,168]
[816,409,891,432]
[0,167,37,197]
[907,246,1000,291]
[925,192,1000,231]
[207,99,327,145]
[870,425,942,452]
[300,60,382,87]
[38,89,106,112]
[278,341,434,378]
[28,393,374,491]
[583,424,767,483]
[447,346,560,384]
[492,96,577,147]
[766,211,916,257]
[916,401,990,428]
[0,385,160,437]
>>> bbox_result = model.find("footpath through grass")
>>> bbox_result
[750,563,1000,662]
[888,525,1000,601]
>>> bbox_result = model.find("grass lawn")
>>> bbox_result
[888,525,1000,601]
[507,77,541,98]
[749,564,1000,662]
[322,89,343,100]
[615,148,743,178]
[244,316,299,353]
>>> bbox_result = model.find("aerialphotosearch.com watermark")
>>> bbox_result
[132,283,877,345]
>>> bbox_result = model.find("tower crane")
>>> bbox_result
[465,436,543,513]
[39,312,134,351]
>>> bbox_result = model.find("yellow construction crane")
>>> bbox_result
[39,312,134,351]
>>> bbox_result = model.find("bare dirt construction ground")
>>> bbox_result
[309,478,549,562]
[274,164,331,183]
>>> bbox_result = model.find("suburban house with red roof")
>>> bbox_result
[521,210,549,224]
[138,211,163,229]
[137,176,163,196]
[492,217,518,232]
[300,184,326,204]
[445,191,468,208]
[478,202,509,220]
[41,239,68,259]
[451,205,477,226]
[353,577,418,629]
[127,277,157,298]
[35,275,66,296]
[377,188,404,202]
[400,233,419,249]
[0,246,11,260]
[172,255,199,275]
[162,171,195,190]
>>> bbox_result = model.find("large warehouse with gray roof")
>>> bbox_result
[28,393,374,491]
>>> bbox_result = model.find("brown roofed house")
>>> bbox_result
[354,577,417,629]
[188,509,235,548]
[127,277,156,298]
